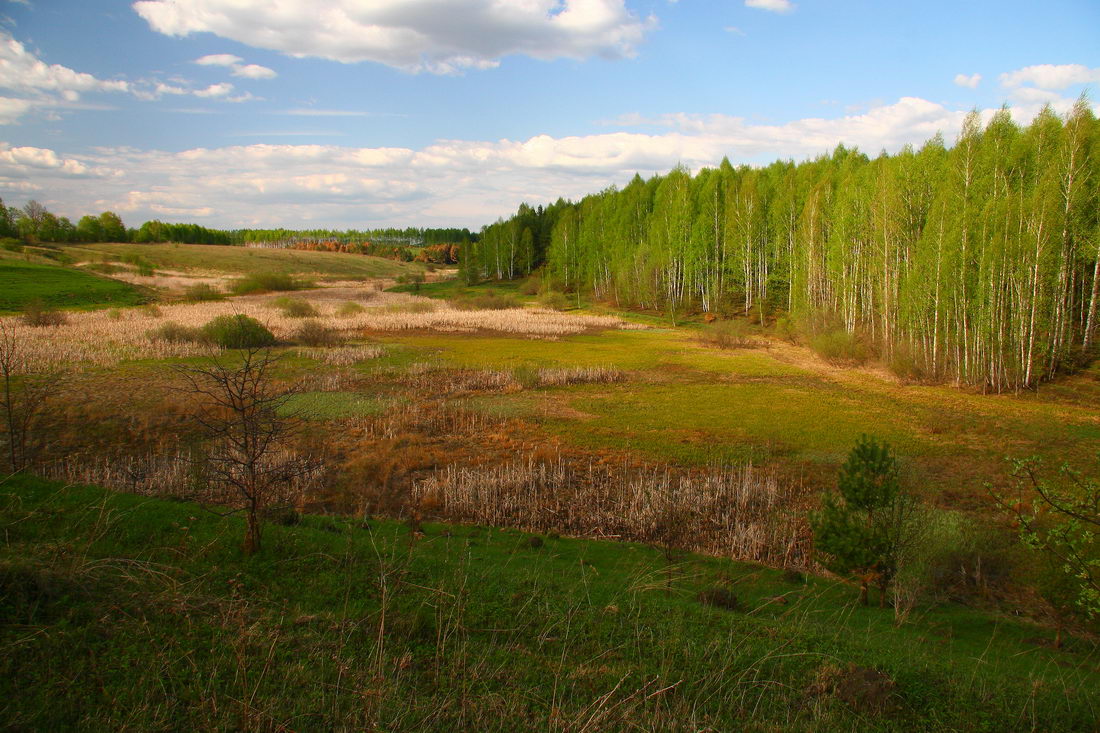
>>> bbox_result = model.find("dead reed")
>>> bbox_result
[413,455,809,568]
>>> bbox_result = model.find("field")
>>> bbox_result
[67,242,426,281]
[0,258,148,313]
[2,254,1098,729]
[3,474,1097,731]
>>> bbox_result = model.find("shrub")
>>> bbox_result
[700,320,755,349]
[106,308,123,321]
[539,291,569,311]
[147,321,203,344]
[451,293,521,311]
[519,276,542,295]
[697,587,740,611]
[140,304,164,319]
[889,342,929,382]
[201,314,276,349]
[0,237,21,252]
[335,301,366,318]
[293,319,343,348]
[271,296,319,318]
[230,272,306,295]
[83,262,124,275]
[182,282,223,303]
[21,299,66,327]
[809,329,870,366]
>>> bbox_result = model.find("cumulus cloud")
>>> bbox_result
[134,0,656,74]
[0,31,130,122]
[745,0,794,13]
[4,92,1096,228]
[999,63,1100,90]
[194,53,277,79]
[954,73,981,89]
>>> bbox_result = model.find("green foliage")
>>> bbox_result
[292,319,342,347]
[335,301,365,318]
[700,319,756,349]
[809,329,870,365]
[146,321,203,344]
[200,315,276,349]
[450,293,521,310]
[180,282,223,302]
[812,436,912,605]
[271,296,319,317]
[21,298,66,327]
[998,457,1100,621]
[539,290,569,310]
[230,272,307,295]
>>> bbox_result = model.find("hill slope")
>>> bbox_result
[2,475,1095,731]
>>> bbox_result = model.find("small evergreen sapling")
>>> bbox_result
[812,435,913,606]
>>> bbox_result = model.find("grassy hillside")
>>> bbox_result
[2,475,1096,731]
[0,259,147,313]
[69,243,425,281]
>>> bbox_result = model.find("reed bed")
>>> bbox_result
[530,366,624,387]
[42,448,319,509]
[298,345,385,365]
[0,291,631,366]
[413,456,809,568]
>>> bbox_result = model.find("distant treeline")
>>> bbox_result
[465,101,1100,391]
[0,203,471,263]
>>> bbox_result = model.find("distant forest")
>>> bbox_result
[465,101,1099,391]
[0,203,473,265]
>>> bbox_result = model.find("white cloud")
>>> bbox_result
[194,53,242,67]
[281,108,373,117]
[724,26,746,36]
[134,0,656,74]
[745,0,794,13]
[233,63,276,79]
[953,73,981,89]
[4,92,1096,228]
[999,63,1100,90]
[0,31,131,122]
[194,82,233,98]
[194,53,276,79]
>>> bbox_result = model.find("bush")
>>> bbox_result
[271,296,318,318]
[519,276,542,296]
[230,272,306,295]
[106,308,123,321]
[147,321,203,344]
[182,283,223,303]
[697,587,740,611]
[809,329,870,366]
[0,237,21,253]
[83,263,124,275]
[539,291,569,311]
[700,320,755,349]
[889,342,930,382]
[201,314,276,349]
[335,301,366,318]
[293,319,342,348]
[21,299,66,327]
[451,293,521,311]
[140,304,164,319]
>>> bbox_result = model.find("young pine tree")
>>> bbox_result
[812,435,914,606]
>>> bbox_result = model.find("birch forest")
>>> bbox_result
[464,102,1100,391]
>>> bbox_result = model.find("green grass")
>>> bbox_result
[0,259,147,313]
[67,243,425,281]
[380,328,1100,489]
[282,391,386,419]
[2,475,1096,730]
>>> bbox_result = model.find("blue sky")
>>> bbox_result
[1,0,1097,229]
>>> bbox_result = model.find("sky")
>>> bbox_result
[0,0,1098,231]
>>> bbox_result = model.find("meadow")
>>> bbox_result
[2,244,1098,729]
[0,257,148,313]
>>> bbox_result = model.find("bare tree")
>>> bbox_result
[0,319,65,474]
[174,347,321,554]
